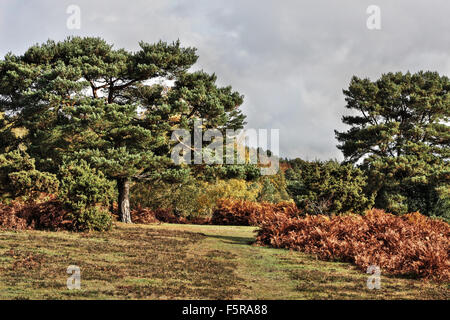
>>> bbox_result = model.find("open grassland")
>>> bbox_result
[0,223,448,299]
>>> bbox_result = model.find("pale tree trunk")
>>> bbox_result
[117,178,132,223]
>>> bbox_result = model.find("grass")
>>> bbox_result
[0,222,448,299]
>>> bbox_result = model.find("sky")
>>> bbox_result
[1,0,450,160]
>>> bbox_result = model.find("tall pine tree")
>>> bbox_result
[336,71,449,215]
[0,37,245,222]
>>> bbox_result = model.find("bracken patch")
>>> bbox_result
[211,198,299,226]
[0,198,72,231]
[256,209,450,281]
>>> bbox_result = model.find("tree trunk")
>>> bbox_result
[117,178,132,223]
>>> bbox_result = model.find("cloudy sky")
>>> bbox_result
[1,0,449,160]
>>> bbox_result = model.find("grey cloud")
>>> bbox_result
[1,0,449,159]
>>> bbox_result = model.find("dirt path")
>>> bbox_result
[145,224,450,300]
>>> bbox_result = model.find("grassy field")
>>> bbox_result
[0,222,448,299]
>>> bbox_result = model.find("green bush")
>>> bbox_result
[0,150,59,199]
[285,159,373,215]
[75,206,113,231]
[59,160,115,231]
[257,170,291,203]
[9,170,59,198]
[366,155,449,216]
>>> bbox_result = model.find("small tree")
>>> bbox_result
[285,159,373,214]
[59,160,115,231]
[257,171,291,204]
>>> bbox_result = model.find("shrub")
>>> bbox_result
[256,209,450,281]
[211,198,299,226]
[0,150,59,200]
[75,206,112,231]
[0,198,72,231]
[194,179,261,217]
[131,207,183,224]
[429,185,450,221]
[365,153,449,217]
[59,160,115,231]
[257,171,291,203]
[131,206,160,224]
[285,159,373,215]
[9,170,59,198]
[0,202,29,230]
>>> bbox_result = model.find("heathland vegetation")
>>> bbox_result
[0,37,448,295]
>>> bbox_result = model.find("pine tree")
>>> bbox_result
[0,37,246,222]
[336,71,449,215]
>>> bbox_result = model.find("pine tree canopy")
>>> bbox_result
[336,71,449,215]
[0,37,246,222]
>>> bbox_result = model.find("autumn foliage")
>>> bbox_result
[0,197,71,231]
[256,209,450,281]
[131,199,299,226]
[211,198,299,226]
